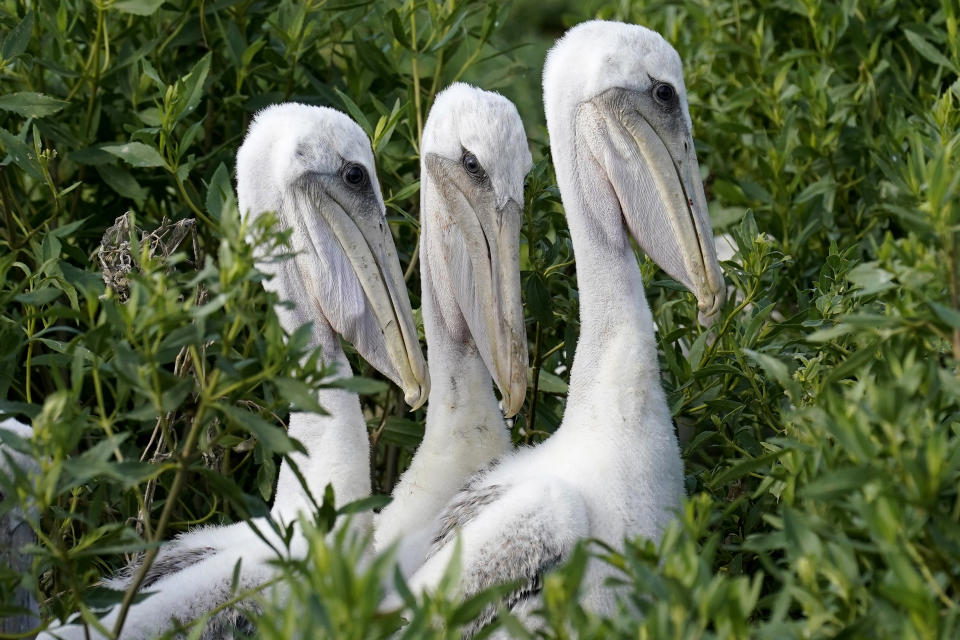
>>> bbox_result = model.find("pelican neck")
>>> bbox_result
[550,124,669,442]
[270,316,372,524]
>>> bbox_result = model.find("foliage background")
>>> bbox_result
[1,0,959,637]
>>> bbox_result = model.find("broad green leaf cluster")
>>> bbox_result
[1,0,958,638]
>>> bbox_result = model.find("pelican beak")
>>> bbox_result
[425,154,528,417]
[584,88,725,325]
[294,174,429,409]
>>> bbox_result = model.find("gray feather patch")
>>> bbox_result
[458,521,564,638]
[111,545,216,589]
[428,483,504,556]
[426,474,568,638]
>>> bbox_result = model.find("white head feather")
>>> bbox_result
[422,83,532,209]
[543,20,693,135]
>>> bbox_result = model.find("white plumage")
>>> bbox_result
[0,418,36,485]
[390,21,725,634]
[374,83,531,574]
[38,103,428,640]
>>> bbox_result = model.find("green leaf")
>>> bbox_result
[171,52,212,124]
[69,145,117,166]
[111,0,166,15]
[782,506,822,556]
[0,126,42,180]
[205,162,233,220]
[333,88,372,137]
[60,262,105,298]
[159,379,194,413]
[743,349,800,399]
[326,376,388,395]
[686,330,710,370]
[273,378,327,414]
[846,262,895,295]
[806,323,854,343]
[337,494,391,515]
[794,177,836,204]
[387,180,420,203]
[97,164,148,202]
[711,450,786,488]
[903,28,958,73]
[14,288,62,306]
[0,92,67,117]
[530,368,568,395]
[380,416,424,448]
[683,429,719,455]
[385,9,409,49]
[799,467,878,499]
[63,446,161,490]
[449,579,519,627]
[1,11,34,60]
[824,343,879,385]
[929,301,960,329]
[218,403,297,454]
[102,142,165,168]
[525,273,553,325]
[739,180,772,204]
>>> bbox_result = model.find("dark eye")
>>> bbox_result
[342,162,367,188]
[462,151,484,176]
[654,82,676,105]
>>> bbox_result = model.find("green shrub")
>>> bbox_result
[1,0,958,638]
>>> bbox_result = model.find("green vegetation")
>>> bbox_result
[1,0,958,637]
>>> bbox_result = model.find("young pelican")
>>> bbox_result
[374,84,531,575]
[392,21,725,634]
[39,103,428,639]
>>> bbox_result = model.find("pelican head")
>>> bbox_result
[544,21,725,324]
[420,83,532,416]
[237,103,428,408]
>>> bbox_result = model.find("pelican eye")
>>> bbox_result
[341,162,368,188]
[653,82,676,106]
[461,151,485,177]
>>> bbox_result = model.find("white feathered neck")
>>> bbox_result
[373,84,530,567]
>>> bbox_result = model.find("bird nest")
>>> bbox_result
[97,213,199,302]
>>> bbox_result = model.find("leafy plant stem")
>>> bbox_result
[451,30,485,84]
[82,4,105,143]
[948,232,960,364]
[24,316,35,404]
[527,322,542,445]
[174,173,214,227]
[402,4,425,282]
[706,279,760,361]
[410,5,423,150]
[111,397,211,638]
[403,232,420,282]
[540,339,565,361]
[91,363,124,461]
[904,538,955,609]
[427,48,445,108]
[156,13,189,57]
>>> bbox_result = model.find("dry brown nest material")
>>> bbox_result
[97,213,199,302]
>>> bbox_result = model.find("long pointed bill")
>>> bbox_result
[426,155,528,416]
[584,88,725,325]
[297,178,429,409]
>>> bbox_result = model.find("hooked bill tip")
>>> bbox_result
[403,384,428,411]
[697,287,726,326]
[499,380,526,418]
